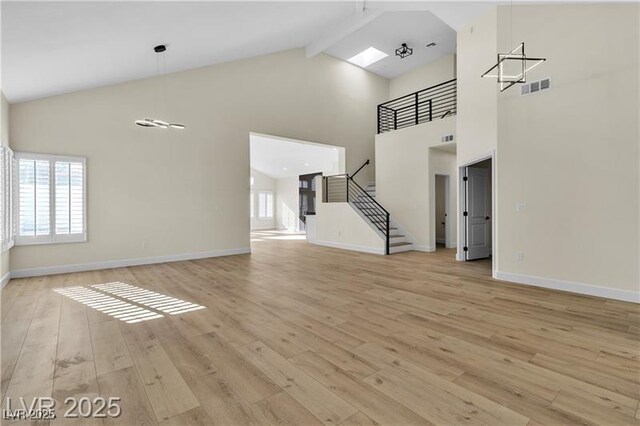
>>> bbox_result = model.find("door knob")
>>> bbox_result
[485,216,490,220]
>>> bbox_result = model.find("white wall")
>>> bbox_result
[456,8,498,167]
[313,177,384,254]
[0,92,10,281]
[494,3,639,299]
[389,54,456,100]
[250,168,276,230]
[9,48,388,273]
[276,176,300,231]
[375,116,456,251]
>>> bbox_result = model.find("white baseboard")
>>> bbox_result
[495,271,640,303]
[0,272,10,290]
[413,245,435,252]
[10,247,252,279]
[312,240,384,255]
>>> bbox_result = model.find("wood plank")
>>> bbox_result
[364,363,530,425]
[340,411,384,426]
[97,367,156,425]
[290,350,430,425]
[250,391,324,426]
[188,332,280,404]
[90,320,134,376]
[239,341,358,425]
[159,407,213,426]
[550,391,640,425]
[187,372,256,425]
[127,339,200,421]
[2,342,57,413]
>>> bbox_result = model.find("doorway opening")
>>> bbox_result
[249,133,344,244]
[460,157,493,266]
[298,172,322,232]
[434,174,450,250]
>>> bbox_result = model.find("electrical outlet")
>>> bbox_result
[515,251,524,261]
[142,241,148,249]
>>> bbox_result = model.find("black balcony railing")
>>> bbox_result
[377,78,457,134]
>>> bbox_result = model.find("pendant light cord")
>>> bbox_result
[510,0,513,49]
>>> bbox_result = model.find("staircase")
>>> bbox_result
[360,183,413,254]
[323,160,414,255]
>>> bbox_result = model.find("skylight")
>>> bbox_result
[347,47,388,68]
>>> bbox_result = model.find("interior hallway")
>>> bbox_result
[1,240,638,425]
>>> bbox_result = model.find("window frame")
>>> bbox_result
[257,190,274,220]
[15,152,87,246]
[0,146,15,253]
[250,190,255,218]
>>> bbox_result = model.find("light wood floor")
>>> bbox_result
[2,235,639,425]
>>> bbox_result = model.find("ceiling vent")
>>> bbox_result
[521,78,551,96]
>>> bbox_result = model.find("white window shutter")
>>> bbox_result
[15,153,86,245]
[0,147,15,252]
[0,148,5,251]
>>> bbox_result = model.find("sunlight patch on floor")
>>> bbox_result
[262,235,306,240]
[54,286,164,323]
[250,230,306,241]
[92,282,206,315]
[54,282,205,323]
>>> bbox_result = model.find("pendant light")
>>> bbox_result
[481,2,546,92]
[395,43,413,59]
[135,44,185,129]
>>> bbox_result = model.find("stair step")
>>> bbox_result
[389,234,405,238]
[389,241,412,247]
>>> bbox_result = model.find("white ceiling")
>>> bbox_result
[325,11,456,79]
[1,1,354,102]
[250,134,341,179]
[1,1,496,103]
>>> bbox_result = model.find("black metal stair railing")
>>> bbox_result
[377,78,457,134]
[323,162,390,254]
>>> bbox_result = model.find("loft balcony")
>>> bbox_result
[377,78,457,134]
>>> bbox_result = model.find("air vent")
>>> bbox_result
[520,78,551,96]
[540,78,550,90]
[441,134,454,143]
[530,81,540,93]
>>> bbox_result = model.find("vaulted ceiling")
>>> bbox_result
[1,1,494,103]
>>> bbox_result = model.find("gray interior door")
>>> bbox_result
[464,166,491,260]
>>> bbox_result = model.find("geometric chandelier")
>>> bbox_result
[395,43,413,59]
[481,42,546,92]
[135,45,186,129]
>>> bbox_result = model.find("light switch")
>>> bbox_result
[516,203,526,212]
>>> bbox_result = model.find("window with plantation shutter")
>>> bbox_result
[16,153,86,245]
[0,146,15,253]
[258,191,273,219]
